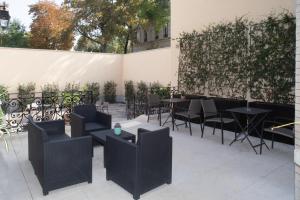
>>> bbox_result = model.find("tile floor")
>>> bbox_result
[0,114,295,200]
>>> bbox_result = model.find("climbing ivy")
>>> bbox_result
[178,12,295,104]
[249,12,295,104]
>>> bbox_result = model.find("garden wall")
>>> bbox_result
[0,47,123,94]
[0,47,172,96]
[122,47,172,88]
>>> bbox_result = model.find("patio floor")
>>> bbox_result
[0,114,294,200]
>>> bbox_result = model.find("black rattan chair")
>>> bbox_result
[201,99,236,144]
[106,127,172,200]
[70,104,111,138]
[147,94,161,122]
[262,119,294,149]
[28,119,92,195]
[174,99,202,136]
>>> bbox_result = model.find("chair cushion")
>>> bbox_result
[206,117,234,123]
[48,134,70,141]
[264,127,294,139]
[176,112,200,119]
[85,122,107,132]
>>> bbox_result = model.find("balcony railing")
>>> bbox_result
[1,91,93,132]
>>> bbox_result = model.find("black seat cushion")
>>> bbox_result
[85,122,107,132]
[264,127,294,139]
[48,134,70,141]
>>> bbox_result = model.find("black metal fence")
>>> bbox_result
[1,91,93,132]
[125,86,178,119]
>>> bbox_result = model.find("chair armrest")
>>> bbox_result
[37,120,65,135]
[96,111,112,129]
[263,119,294,130]
[106,135,137,192]
[70,113,85,137]
[137,128,150,134]
[44,136,92,180]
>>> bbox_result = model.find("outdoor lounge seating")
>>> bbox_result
[27,118,92,195]
[147,94,161,122]
[105,127,172,200]
[262,119,295,149]
[70,104,111,138]
[174,99,202,135]
[201,99,236,144]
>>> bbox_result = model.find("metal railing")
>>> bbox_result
[1,91,93,132]
[125,86,178,119]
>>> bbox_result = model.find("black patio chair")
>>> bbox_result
[262,118,295,149]
[70,104,111,138]
[147,94,161,122]
[28,118,92,195]
[174,99,202,136]
[106,127,172,200]
[201,99,236,144]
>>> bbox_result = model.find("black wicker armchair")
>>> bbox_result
[70,104,111,138]
[106,127,172,200]
[28,119,92,195]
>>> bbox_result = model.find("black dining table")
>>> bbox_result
[226,107,271,154]
[160,98,189,131]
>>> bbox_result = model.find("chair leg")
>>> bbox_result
[147,108,150,122]
[213,122,216,135]
[133,193,140,200]
[221,123,224,145]
[188,119,192,136]
[201,122,205,138]
[272,133,274,149]
[43,189,49,196]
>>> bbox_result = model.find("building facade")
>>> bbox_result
[133,23,171,52]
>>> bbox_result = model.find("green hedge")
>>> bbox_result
[178,12,295,104]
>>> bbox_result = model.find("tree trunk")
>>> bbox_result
[124,32,130,54]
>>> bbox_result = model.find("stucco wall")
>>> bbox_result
[0,47,123,94]
[170,0,295,85]
[122,48,172,91]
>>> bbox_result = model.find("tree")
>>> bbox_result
[0,20,29,48]
[65,0,170,53]
[29,0,74,50]
[74,36,101,52]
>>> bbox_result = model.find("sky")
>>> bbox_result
[6,0,64,31]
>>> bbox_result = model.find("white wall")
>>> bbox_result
[122,48,172,92]
[0,47,123,94]
[170,0,295,85]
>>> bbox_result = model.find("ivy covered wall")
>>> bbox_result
[178,12,295,104]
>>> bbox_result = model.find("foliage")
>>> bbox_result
[41,83,60,104]
[74,36,101,52]
[178,12,295,104]
[65,0,170,53]
[63,83,81,108]
[104,81,117,103]
[29,1,74,50]
[17,82,36,106]
[249,12,295,104]
[150,82,170,98]
[0,85,8,102]
[136,81,148,103]
[124,81,135,103]
[83,82,100,104]
[0,20,29,48]
[0,85,8,114]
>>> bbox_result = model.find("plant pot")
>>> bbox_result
[63,113,71,125]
